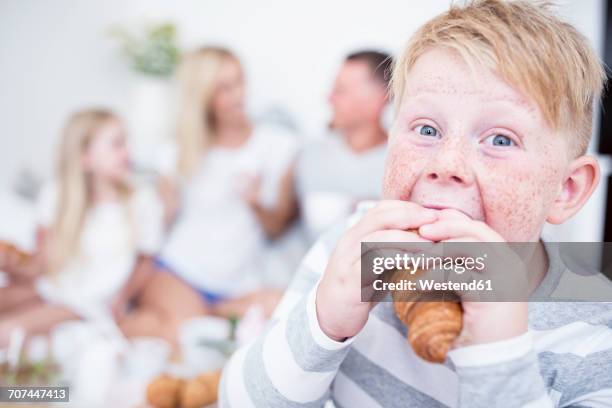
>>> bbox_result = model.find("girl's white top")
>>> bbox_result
[35,183,164,317]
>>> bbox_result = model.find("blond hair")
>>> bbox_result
[50,108,131,274]
[391,0,606,156]
[175,46,240,176]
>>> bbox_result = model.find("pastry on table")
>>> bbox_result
[180,370,221,408]
[146,375,184,408]
[147,370,221,408]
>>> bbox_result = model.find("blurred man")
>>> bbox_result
[295,50,392,241]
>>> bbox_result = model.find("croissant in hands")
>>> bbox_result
[388,237,463,364]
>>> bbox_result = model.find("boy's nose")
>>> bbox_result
[426,171,466,184]
[423,148,475,187]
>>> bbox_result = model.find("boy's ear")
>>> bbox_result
[547,155,600,224]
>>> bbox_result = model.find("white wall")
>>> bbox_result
[0,0,606,240]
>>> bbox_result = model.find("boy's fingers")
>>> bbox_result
[345,201,438,247]
[351,229,434,264]
[348,231,436,292]
[418,219,503,242]
[436,238,531,301]
[362,229,434,244]
[441,237,479,242]
[436,208,473,221]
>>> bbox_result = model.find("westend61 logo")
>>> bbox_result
[362,242,612,303]
[369,252,493,296]
[372,253,487,275]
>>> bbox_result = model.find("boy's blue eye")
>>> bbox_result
[488,134,514,147]
[417,125,438,137]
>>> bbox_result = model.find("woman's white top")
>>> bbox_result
[35,183,164,317]
[160,125,298,297]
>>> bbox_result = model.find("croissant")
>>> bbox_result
[180,370,221,408]
[146,375,183,408]
[390,267,463,363]
[146,370,221,408]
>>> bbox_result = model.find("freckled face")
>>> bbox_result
[383,47,570,241]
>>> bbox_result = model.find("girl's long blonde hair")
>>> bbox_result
[175,46,239,177]
[49,108,130,274]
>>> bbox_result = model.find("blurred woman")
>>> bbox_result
[156,47,298,317]
[0,109,204,347]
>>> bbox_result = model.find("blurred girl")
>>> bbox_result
[156,47,298,317]
[0,109,204,347]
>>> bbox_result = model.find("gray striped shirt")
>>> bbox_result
[220,211,612,407]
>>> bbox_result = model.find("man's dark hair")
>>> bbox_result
[346,50,394,88]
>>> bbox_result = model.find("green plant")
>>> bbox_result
[0,356,60,386]
[110,21,180,77]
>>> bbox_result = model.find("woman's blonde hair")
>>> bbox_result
[175,46,240,176]
[49,108,130,274]
[391,0,606,156]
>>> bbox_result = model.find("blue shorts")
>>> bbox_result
[154,258,227,305]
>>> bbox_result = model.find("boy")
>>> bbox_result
[220,0,612,406]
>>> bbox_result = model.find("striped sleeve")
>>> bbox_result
[449,332,554,407]
[448,300,612,408]
[219,229,352,408]
[533,306,612,408]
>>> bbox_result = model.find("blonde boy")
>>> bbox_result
[220,1,611,406]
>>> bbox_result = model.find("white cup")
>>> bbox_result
[123,337,171,379]
[50,320,97,382]
[72,338,120,407]
[179,316,231,374]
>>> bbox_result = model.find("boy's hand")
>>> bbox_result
[418,209,529,347]
[316,201,439,341]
